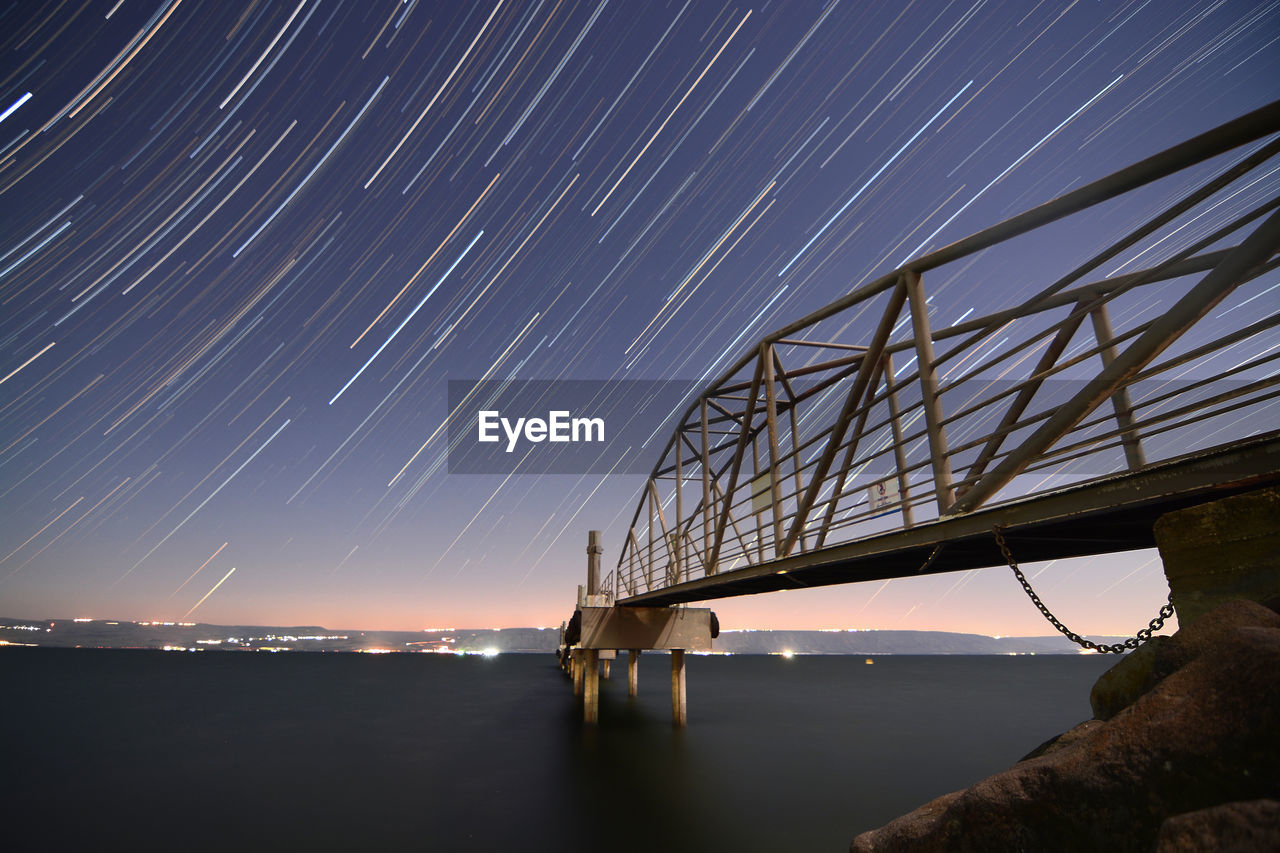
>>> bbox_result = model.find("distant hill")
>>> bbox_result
[0,616,1126,655]
[713,629,1114,655]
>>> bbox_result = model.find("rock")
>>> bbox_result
[850,600,1280,852]
[1018,719,1102,762]
[1155,800,1280,852]
[1090,599,1280,720]
[1089,634,1177,720]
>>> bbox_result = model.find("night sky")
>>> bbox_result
[1,1,1277,634]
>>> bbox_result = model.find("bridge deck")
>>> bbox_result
[618,431,1280,607]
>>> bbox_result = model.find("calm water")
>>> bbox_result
[2,648,1114,851]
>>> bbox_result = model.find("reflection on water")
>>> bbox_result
[568,653,1114,852]
[2,648,1113,851]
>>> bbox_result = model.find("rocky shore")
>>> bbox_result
[850,598,1280,851]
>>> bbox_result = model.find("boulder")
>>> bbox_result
[850,600,1280,852]
[1090,599,1280,720]
[1154,799,1280,852]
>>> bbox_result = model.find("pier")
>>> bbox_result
[558,101,1280,723]
[559,531,715,725]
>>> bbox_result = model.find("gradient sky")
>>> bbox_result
[1,1,1276,635]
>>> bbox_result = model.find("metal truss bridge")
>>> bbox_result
[608,100,1280,610]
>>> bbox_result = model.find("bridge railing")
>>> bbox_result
[614,101,1280,599]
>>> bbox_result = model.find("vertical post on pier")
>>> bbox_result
[671,649,687,726]
[587,530,602,597]
[701,400,714,573]
[675,428,684,583]
[584,530,602,723]
[751,437,765,564]
[584,648,600,724]
[572,650,584,696]
[905,269,955,513]
[1089,304,1146,470]
[762,343,785,557]
[628,650,640,697]
[648,495,656,579]
[602,658,611,679]
[789,401,804,549]
[583,530,603,724]
[884,352,914,528]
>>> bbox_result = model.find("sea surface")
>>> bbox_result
[2,648,1115,851]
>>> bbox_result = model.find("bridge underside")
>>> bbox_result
[618,431,1280,608]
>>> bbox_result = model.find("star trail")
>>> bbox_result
[0,0,1276,632]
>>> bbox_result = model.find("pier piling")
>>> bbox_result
[584,648,600,724]
[671,650,687,726]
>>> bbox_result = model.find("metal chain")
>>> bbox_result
[993,526,1174,654]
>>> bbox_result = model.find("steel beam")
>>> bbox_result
[905,270,955,512]
[1090,303,1146,470]
[782,280,903,555]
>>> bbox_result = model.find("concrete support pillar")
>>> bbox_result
[584,649,600,725]
[572,650,584,696]
[671,649,687,726]
[1155,486,1280,625]
[601,658,611,679]
[628,650,640,697]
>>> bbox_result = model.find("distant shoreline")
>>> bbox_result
[2,616,1133,656]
